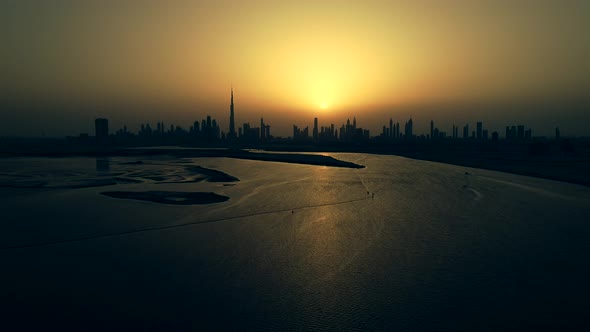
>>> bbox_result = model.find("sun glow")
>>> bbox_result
[7,1,587,138]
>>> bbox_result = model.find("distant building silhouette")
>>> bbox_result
[389,118,393,140]
[430,120,434,140]
[404,118,413,140]
[517,125,525,140]
[263,122,270,141]
[260,118,266,142]
[95,118,109,140]
[228,87,236,139]
[293,125,309,142]
[476,122,482,140]
[555,127,561,141]
[241,122,259,142]
[492,131,499,142]
[313,117,318,141]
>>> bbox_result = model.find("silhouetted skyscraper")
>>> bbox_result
[389,119,393,139]
[212,119,219,140]
[430,120,434,140]
[228,87,236,139]
[313,117,318,141]
[95,118,109,140]
[193,121,200,135]
[555,127,560,141]
[404,118,413,139]
[264,123,270,140]
[476,122,482,140]
[517,125,525,140]
[511,126,516,138]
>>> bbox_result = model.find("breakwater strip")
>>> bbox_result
[1,147,365,169]
[120,148,365,168]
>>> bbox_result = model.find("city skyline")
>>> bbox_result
[1,86,584,139]
[84,88,549,145]
[2,1,589,137]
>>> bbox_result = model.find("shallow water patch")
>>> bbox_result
[100,191,230,205]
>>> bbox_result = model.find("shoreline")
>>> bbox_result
[259,145,590,188]
[0,147,366,169]
[393,152,590,188]
[1,146,588,187]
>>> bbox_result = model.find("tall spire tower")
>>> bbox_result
[228,86,236,139]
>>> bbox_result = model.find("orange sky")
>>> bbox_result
[2,0,589,136]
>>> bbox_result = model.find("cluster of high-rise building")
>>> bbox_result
[505,125,532,141]
[379,118,415,141]
[126,116,222,142]
[338,117,371,142]
[98,88,271,144]
[225,87,271,143]
[378,119,535,143]
[89,88,558,146]
[313,118,337,142]
[239,118,271,143]
[296,117,371,143]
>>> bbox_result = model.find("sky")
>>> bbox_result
[1,0,589,137]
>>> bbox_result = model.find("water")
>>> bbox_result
[1,153,589,330]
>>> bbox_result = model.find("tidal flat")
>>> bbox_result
[1,153,589,330]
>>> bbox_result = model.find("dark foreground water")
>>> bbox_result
[1,153,589,330]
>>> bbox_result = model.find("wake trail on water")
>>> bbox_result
[354,167,372,197]
[0,196,372,251]
[464,187,483,200]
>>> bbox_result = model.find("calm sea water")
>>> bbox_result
[1,153,589,330]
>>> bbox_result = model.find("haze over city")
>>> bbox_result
[2,0,589,137]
